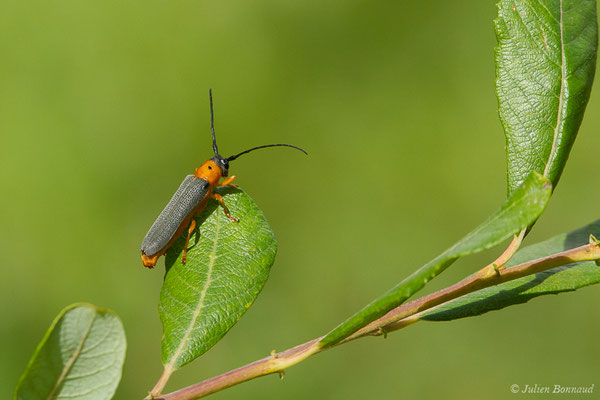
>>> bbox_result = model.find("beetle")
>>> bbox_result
[140,90,307,268]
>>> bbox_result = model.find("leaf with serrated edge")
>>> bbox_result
[14,303,126,400]
[421,220,600,321]
[159,187,277,370]
[496,0,598,195]
[320,172,552,347]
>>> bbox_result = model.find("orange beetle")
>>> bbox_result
[140,90,307,268]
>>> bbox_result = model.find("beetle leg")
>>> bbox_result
[181,219,197,264]
[219,175,238,188]
[212,193,239,222]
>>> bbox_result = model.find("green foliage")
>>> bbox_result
[7,2,600,399]
[14,304,126,400]
[159,187,277,369]
[320,172,552,347]
[495,0,598,195]
[421,220,600,321]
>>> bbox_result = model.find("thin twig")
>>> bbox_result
[155,240,600,400]
[346,240,599,340]
[156,338,322,399]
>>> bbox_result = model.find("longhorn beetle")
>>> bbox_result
[140,90,307,268]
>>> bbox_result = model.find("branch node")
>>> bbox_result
[492,263,503,275]
[378,327,388,339]
[270,350,278,359]
[278,370,286,380]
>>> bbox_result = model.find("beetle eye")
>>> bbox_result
[208,166,212,170]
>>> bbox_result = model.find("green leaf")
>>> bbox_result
[159,187,277,370]
[495,0,598,195]
[319,172,552,347]
[421,220,600,321]
[14,303,126,400]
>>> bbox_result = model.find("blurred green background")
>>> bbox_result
[1,1,599,399]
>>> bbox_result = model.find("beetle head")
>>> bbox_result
[211,155,230,177]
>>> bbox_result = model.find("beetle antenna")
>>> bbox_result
[226,144,308,162]
[209,89,219,156]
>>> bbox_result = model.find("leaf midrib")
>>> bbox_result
[46,314,96,400]
[165,212,221,369]
[544,0,566,178]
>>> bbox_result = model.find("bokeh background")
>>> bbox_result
[1,1,599,399]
